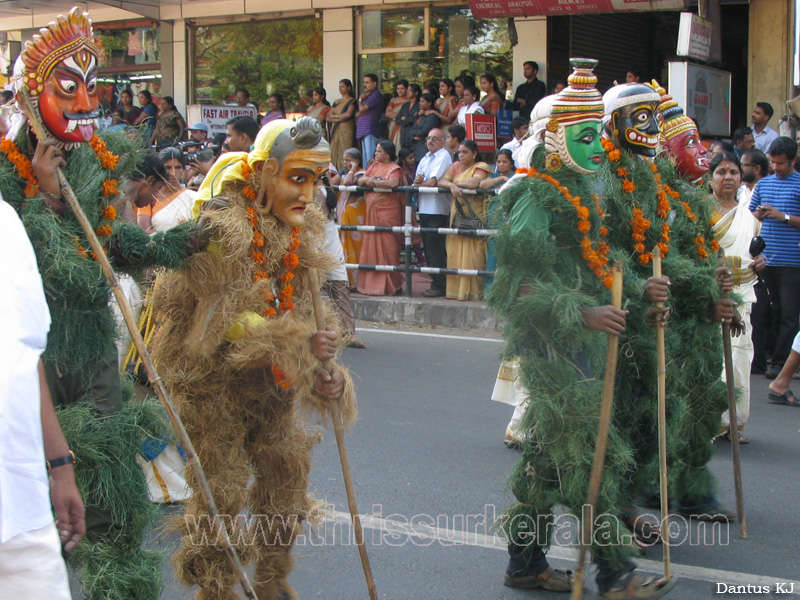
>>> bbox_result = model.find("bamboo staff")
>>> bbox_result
[570,261,623,600]
[18,91,260,600]
[652,246,671,579]
[308,268,378,600]
[717,251,747,537]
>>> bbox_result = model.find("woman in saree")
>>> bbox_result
[479,73,504,118]
[305,87,331,137]
[327,79,357,170]
[440,139,491,300]
[431,78,459,134]
[332,147,367,287]
[356,140,405,296]
[385,80,409,148]
[480,148,516,292]
[260,93,286,126]
[710,151,765,443]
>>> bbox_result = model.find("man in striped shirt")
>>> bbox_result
[749,136,800,378]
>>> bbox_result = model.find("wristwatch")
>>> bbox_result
[47,450,76,470]
[785,213,791,223]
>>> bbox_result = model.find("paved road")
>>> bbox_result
[74,324,800,599]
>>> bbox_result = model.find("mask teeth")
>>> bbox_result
[65,118,77,133]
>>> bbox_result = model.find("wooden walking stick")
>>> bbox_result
[570,261,624,600]
[308,268,378,600]
[18,91,260,600]
[717,250,747,537]
[652,245,671,579]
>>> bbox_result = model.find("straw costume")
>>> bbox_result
[488,60,676,599]
[150,117,356,600]
[0,8,199,599]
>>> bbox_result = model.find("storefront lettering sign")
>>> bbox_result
[676,12,712,61]
[469,0,684,17]
[198,105,258,136]
[497,109,513,138]
[667,61,731,137]
[466,113,497,153]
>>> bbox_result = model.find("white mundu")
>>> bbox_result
[0,196,72,599]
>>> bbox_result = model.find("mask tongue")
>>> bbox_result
[78,123,94,141]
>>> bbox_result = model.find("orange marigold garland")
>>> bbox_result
[601,138,621,162]
[523,166,612,288]
[89,136,120,201]
[247,212,302,388]
[0,137,39,197]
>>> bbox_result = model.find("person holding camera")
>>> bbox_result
[136,149,196,234]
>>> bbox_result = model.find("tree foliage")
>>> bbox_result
[193,18,323,112]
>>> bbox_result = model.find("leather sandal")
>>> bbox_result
[601,573,678,600]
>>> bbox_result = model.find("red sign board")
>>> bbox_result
[466,114,497,154]
[469,0,684,18]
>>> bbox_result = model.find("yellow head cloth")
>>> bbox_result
[193,119,295,217]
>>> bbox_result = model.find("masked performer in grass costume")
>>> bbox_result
[598,82,736,521]
[150,116,356,600]
[626,81,738,512]
[488,59,678,600]
[0,7,202,599]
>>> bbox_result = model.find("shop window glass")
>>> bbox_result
[191,17,323,115]
[95,24,160,67]
[357,6,513,100]
[360,9,427,52]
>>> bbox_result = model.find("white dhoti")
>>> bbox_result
[713,192,761,433]
[0,523,72,600]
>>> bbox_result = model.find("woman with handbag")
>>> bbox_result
[440,140,491,300]
[356,140,406,296]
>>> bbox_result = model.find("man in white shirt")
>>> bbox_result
[500,116,530,167]
[413,128,453,297]
[0,196,85,599]
[751,102,779,153]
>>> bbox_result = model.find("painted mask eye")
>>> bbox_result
[634,111,650,123]
[58,78,77,93]
[86,77,97,93]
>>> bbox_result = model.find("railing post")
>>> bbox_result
[404,188,413,298]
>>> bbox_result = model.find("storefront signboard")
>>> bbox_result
[466,113,497,153]
[676,12,712,61]
[667,61,731,137]
[469,0,685,18]
[187,104,259,137]
[497,109,513,138]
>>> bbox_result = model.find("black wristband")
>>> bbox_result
[47,450,76,470]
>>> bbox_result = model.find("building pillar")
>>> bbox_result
[748,0,794,124]
[323,8,354,100]
[512,17,547,96]
[158,20,188,114]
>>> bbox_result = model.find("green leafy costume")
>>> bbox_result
[596,150,728,510]
[489,68,728,595]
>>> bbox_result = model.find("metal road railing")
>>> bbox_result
[332,184,498,297]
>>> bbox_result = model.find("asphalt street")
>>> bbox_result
[72,324,800,599]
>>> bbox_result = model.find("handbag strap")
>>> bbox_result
[454,193,482,221]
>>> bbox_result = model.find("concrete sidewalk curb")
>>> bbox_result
[350,295,503,331]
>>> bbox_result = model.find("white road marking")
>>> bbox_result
[327,510,800,593]
[355,327,504,344]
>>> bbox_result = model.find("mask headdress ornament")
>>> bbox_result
[652,79,709,181]
[543,58,605,174]
[603,82,661,158]
[516,58,604,174]
[15,7,103,149]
